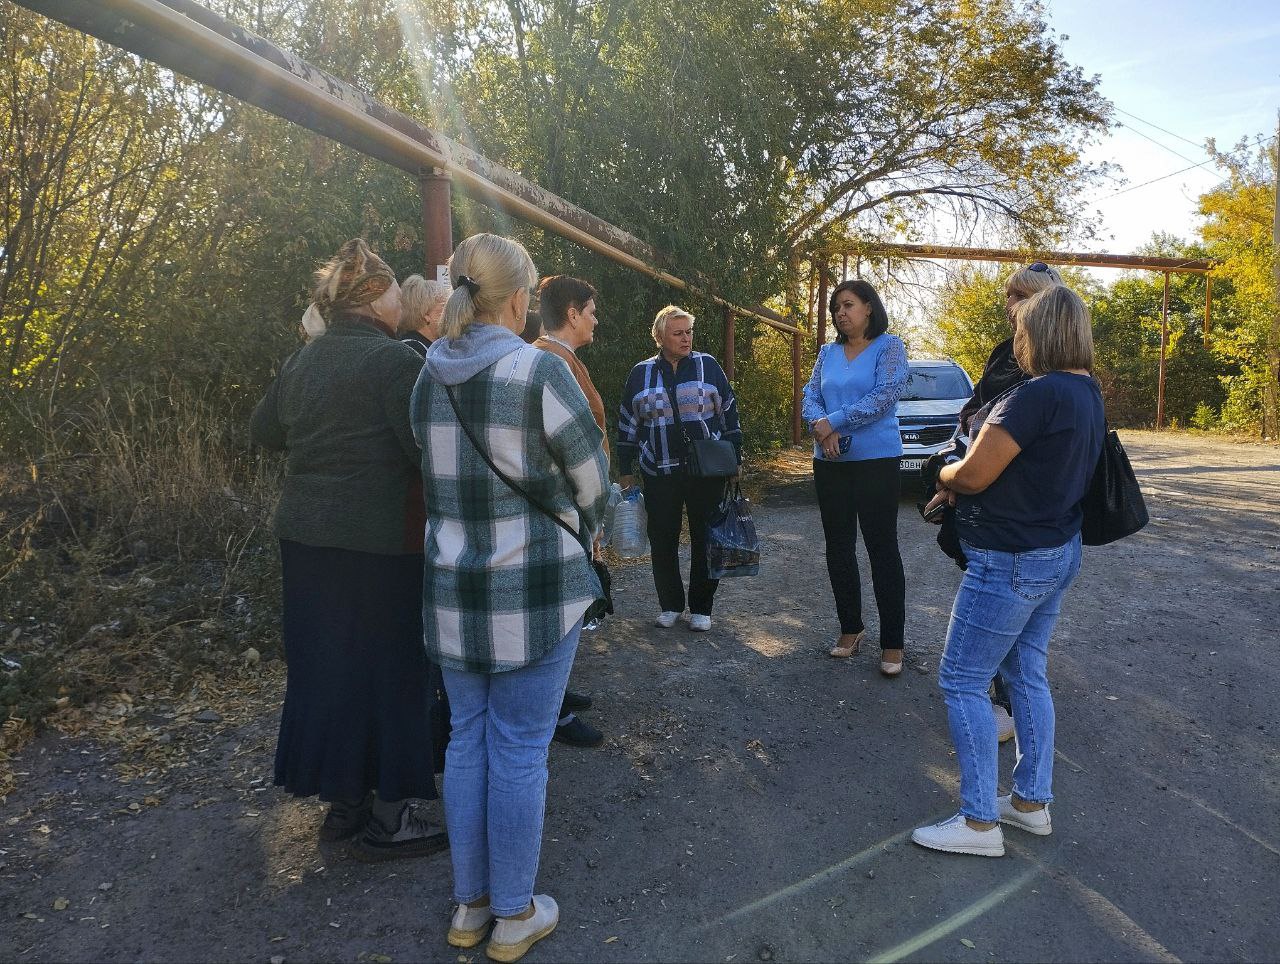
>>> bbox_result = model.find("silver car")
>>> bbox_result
[897,359,975,478]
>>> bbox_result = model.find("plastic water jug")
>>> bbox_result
[611,488,649,559]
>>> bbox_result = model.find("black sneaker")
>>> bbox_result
[561,690,593,712]
[552,716,604,748]
[318,794,372,842]
[351,804,449,862]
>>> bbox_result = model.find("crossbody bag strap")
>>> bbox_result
[443,383,590,555]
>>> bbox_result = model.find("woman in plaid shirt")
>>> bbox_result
[411,234,608,961]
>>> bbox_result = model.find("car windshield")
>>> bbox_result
[899,367,971,401]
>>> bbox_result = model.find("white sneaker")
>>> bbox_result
[655,610,681,628]
[998,794,1052,835]
[993,704,1015,743]
[911,813,1005,857]
[688,614,712,632]
[448,902,494,948]
[486,894,558,963]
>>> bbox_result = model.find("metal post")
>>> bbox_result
[723,306,735,380]
[817,265,830,348]
[1204,275,1212,348]
[791,330,803,444]
[420,168,453,282]
[1156,271,1170,429]
[807,266,816,336]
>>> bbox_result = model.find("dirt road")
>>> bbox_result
[2,431,1277,962]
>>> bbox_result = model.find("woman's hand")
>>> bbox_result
[923,486,956,522]
[811,417,833,442]
[820,433,842,459]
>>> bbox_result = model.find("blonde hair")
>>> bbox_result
[399,274,450,335]
[1013,286,1093,375]
[1005,262,1062,300]
[441,234,536,341]
[651,305,694,346]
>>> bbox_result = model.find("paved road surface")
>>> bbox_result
[2,431,1277,962]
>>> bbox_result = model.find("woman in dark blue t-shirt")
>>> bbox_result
[911,286,1104,858]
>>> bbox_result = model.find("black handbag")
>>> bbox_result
[1081,427,1149,546]
[444,384,612,615]
[656,361,738,478]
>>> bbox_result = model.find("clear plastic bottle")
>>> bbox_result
[600,482,623,548]
[611,487,650,559]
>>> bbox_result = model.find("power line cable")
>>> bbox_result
[1094,132,1276,203]
[1113,107,1209,153]
[1117,121,1205,167]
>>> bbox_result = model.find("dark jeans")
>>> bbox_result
[643,470,726,616]
[812,457,906,649]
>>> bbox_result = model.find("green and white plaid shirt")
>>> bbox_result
[412,344,609,674]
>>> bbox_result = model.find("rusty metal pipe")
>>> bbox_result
[17,0,800,334]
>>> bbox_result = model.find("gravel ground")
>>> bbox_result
[1,430,1277,963]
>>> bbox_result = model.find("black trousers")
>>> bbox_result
[643,470,726,616]
[812,457,906,649]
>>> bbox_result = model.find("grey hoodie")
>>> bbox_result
[423,322,526,386]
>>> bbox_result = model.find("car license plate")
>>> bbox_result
[900,458,925,471]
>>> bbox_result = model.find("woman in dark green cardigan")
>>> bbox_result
[251,239,442,861]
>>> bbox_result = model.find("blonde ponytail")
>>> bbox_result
[440,234,536,341]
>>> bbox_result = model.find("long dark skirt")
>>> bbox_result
[274,539,437,803]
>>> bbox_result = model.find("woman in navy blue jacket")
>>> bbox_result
[617,305,741,633]
[802,280,910,675]
[912,286,1104,858]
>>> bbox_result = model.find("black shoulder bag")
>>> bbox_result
[443,384,612,619]
[1080,425,1149,546]
[655,358,738,478]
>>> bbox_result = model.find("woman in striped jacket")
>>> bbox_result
[617,306,742,632]
[411,233,608,962]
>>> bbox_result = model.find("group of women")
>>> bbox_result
[251,232,1102,961]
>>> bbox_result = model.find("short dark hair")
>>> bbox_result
[828,279,889,342]
[537,275,597,332]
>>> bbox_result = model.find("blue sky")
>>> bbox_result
[1045,0,1280,254]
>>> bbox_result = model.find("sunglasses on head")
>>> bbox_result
[1029,261,1051,272]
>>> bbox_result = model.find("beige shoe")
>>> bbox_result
[448,901,494,948]
[993,704,1015,743]
[880,649,904,676]
[829,630,865,659]
[486,895,558,963]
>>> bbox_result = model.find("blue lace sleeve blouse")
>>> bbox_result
[801,334,909,462]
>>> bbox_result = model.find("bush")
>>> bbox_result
[0,386,282,741]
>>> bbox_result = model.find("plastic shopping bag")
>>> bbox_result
[611,487,650,559]
[706,482,760,579]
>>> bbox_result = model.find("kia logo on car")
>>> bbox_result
[903,432,920,441]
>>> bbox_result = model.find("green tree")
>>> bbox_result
[925,267,1011,377]
[1199,138,1278,435]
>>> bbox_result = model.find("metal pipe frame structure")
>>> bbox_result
[15,0,800,342]
[857,242,1220,430]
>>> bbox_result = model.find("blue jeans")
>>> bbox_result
[939,535,1082,823]
[441,620,581,916]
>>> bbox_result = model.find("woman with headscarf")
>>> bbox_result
[250,238,444,861]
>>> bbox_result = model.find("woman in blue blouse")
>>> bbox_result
[802,280,910,675]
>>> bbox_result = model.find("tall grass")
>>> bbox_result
[0,385,283,746]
